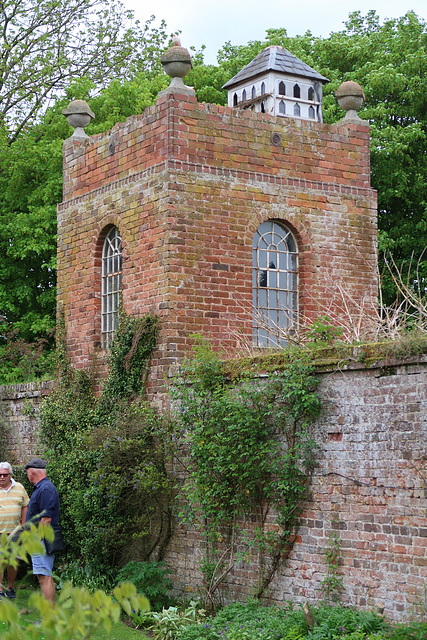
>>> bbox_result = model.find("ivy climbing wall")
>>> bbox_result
[165,354,427,622]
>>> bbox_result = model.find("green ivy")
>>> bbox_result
[102,311,159,399]
[39,311,174,572]
[320,532,344,603]
[171,339,321,607]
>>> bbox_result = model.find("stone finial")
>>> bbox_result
[62,100,95,139]
[158,36,195,98]
[335,81,366,124]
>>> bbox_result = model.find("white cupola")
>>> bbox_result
[222,46,329,122]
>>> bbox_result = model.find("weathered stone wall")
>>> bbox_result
[0,381,53,464]
[0,358,425,620]
[165,356,427,622]
[57,92,377,396]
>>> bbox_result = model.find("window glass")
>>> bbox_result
[101,226,122,349]
[309,105,316,119]
[279,81,286,95]
[293,84,300,98]
[308,86,315,101]
[279,100,286,115]
[242,89,247,102]
[294,103,301,117]
[252,86,256,99]
[261,82,266,94]
[252,221,298,347]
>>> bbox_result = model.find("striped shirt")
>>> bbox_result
[0,480,30,533]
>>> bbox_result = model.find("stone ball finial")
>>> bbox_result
[335,81,365,123]
[62,100,95,139]
[158,36,195,98]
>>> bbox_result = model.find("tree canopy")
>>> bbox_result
[0,0,169,143]
[0,10,426,380]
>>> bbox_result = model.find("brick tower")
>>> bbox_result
[57,44,377,396]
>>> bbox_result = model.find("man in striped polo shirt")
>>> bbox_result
[0,461,29,598]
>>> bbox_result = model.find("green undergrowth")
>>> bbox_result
[37,310,175,573]
[170,600,426,640]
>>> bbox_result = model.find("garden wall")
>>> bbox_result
[0,356,425,621]
[165,354,427,622]
[0,381,53,464]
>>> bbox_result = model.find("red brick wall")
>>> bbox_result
[58,92,377,393]
[165,356,427,622]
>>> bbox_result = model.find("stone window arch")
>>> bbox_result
[261,81,266,94]
[242,89,247,102]
[279,100,286,115]
[309,105,316,119]
[293,83,300,98]
[252,220,298,347]
[294,103,301,117]
[101,226,122,349]
[308,86,315,101]
[278,81,286,95]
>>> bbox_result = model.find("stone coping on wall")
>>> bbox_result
[222,342,427,379]
[0,380,54,399]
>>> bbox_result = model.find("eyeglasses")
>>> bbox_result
[0,473,10,478]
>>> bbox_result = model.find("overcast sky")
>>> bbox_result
[126,1,426,65]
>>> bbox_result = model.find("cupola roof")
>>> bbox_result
[222,45,329,90]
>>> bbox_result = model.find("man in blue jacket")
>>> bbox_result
[25,458,60,605]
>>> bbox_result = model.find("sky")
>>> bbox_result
[126,1,426,65]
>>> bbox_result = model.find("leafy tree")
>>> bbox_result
[0,74,167,379]
[0,0,169,144]
[1,10,426,379]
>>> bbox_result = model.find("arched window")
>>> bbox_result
[278,81,286,95]
[252,85,256,99]
[233,93,238,106]
[293,84,300,98]
[294,103,301,117]
[279,100,286,115]
[242,89,247,102]
[102,226,122,348]
[309,105,316,119]
[252,221,298,347]
[308,86,315,101]
[261,82,266,94]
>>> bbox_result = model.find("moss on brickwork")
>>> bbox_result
[222,338,427,379]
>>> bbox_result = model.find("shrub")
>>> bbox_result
[39,311,175,572]
[176,602,388,640]
[116,561,173,611]
[54,559,116,593]
[386,622,427,640]
[0,524,149,639]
